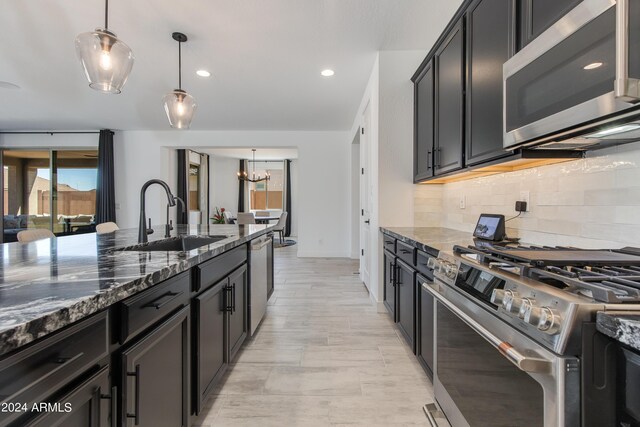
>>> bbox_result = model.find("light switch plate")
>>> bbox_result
[459,195,466,209]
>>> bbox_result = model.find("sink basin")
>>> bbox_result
[118,235,229,252]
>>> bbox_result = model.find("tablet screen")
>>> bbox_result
[474,215,501,240]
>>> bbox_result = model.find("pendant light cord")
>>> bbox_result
[178,41,182,90]
[104,0,109,29]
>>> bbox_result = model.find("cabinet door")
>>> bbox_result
[417,281,435,377]
[395,260,415,352]
[228,264,248,361]
[414,60,435,182]
[26,366,111,427]
[466,0,514,166]
[194,280,228,415]
[435,20,465,175]
[518,0,582,48]
[121,307,189,427]
[383,250,396,322]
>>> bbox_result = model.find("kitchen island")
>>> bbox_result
[0,224,273,427]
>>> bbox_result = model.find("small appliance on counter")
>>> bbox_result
[423,243,640,427]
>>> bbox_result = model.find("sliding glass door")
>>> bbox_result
[1,149,98,242]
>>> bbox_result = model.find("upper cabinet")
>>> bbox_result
[466,0,515,166]
[518,0,583,49]
[434,21,465,175]
[414,60,435,182]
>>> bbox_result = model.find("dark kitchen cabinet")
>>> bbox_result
[518,0,582,49]
[26,366,112,427]
[465,0,515,166]
[383,250,396,321]
[414,60,435,181]
[434,20,465,175]
[396,259,416,351]
[228,264,248,361]
[194,279,228,415]
[417,277,435,378]
[121,307,189,427]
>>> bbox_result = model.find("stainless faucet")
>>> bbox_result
[139,179,176,243]
[165,196,186,238]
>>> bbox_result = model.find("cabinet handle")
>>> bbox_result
[435,148,442,168]
[143,291,183,310]
[384,241,393,245]
[101,386,118,427]
[427,151,432,170]
[232,283,236,313]
[400,249,411,254]
[395,265,402,285]
[224,286,233,312]
[126,365,141,425]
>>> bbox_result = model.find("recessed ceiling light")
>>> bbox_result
[321,69,335,77]
[583,62,603,70]
[0,81,20,90]
[196,70,211,77]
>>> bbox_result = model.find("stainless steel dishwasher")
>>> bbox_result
[249,233,271,335]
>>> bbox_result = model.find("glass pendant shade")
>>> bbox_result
[75,29,134,94]
[163,89,197,129]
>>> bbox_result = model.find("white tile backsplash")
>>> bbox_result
[414,141,640,249]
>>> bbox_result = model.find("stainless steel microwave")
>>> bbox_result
[503,0,640,150]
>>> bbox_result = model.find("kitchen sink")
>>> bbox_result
[117,235,229,252]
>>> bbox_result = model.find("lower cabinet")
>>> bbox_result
[26,366,112,427]
[194,280,228,414]
[228,265,248,361]
[396,260,416,352]
[417,275,435,378]
[120,307,190,427]
[383,250,396,321]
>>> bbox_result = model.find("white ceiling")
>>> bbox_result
[0,0,460,131]
[203,148,298,160]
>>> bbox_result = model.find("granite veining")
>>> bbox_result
[380,226,476,255]
[596,311,640,352]
[0,224,271,356]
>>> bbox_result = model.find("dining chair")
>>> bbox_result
[17,228,55,243]
[272,212,288,243]
[96,222,120,234]
[237,212,256,225]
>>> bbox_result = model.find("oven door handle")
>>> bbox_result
[616,0,640,102]
[424,282,552,374]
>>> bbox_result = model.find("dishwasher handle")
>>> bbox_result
[251,236,272,250]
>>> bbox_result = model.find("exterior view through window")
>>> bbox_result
[2,149,98,242]
[249,161,284,211]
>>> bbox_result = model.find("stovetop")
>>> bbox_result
[454,243,640,304]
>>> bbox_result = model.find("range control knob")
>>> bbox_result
[537,307,561,334]
[518,298,537,319]
[490,289,507,305]
[524,306,542,326]
[501,290,519,310]
[505,296,525,314]
[444,263,458,279]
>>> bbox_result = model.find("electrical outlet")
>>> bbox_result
[519,191,530,212]
[459,195,466,209]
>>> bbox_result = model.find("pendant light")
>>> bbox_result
[238,149,271,183]
[163,32,197,129]
[75,0,134,94]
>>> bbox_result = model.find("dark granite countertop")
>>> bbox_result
[0,224,271,357]
[380,227,476,255]
[596,311,640,352]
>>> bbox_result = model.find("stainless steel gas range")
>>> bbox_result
[422,243,640,427]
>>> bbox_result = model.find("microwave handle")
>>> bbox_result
[423,281,552,374]
[615,0,640,102]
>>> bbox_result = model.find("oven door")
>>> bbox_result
[503,0,640,150]
[423,281,580,427]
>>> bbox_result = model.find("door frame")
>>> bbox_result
[359,101,372,289]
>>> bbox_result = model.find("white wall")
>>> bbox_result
[210,156,240,216]
[414,141,640,248]
[113,130,349,257]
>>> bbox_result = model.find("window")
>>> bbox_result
[249,161,284,211]
[2,149,98,242]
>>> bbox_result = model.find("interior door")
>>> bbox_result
[360,102,372,289]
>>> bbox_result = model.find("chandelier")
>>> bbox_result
[238,149,271,183]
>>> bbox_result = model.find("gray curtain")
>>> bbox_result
[95,129,116,224]
[238,159,246,213]
[177,149,188,224]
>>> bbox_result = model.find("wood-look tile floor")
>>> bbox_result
[193,244,433,426]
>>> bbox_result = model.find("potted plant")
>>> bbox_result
[211,207,226,224]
